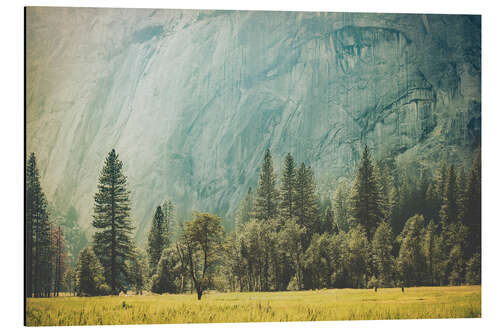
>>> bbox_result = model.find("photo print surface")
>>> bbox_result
[25,7,481,326]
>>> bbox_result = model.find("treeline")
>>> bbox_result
[25,145,481,299]
[222,147,481,291]
[140,146,481,297]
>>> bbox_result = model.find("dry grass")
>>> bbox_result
[26,285,481,326]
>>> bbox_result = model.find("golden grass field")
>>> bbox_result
[26,285,481,326]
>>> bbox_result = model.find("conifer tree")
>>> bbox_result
[346,225,370,288]
[348,146,384,240]
[92,149,135,295]
[422,220,438,285]
[465,253,481,285]
[162,200,176,240]
[279,153,297,221]
[235,187,255,228]
[26,152,52,297]
[61,206,87,267]
[387,183,398,229]
[456,167,467,224]
[395,172,411,234]
[294,163,319,243]
[377,161,394,221]
[372,221,394,287]
[435,159,448,206]
[52,226,67,296]
[397,215,426,287]
[440,164,458,226]
[463,151,481,258]
[424,182,440,225]
[254,149,279,221]
[76,247,108,296]
[147,206,166,274]
[127,248,147,295]
[323,207,335,234]
[333,182,350,232]
[40,221,55,297]
[151,247,181,294]
[280,218,306,289]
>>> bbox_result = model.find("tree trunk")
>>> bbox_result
[197,288,203,300]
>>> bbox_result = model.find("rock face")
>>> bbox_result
[26,8,481,239]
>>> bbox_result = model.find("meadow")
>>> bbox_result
[26,286,481,326]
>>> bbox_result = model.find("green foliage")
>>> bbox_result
[151,246,183,294]
[26,152,54,297]
[424,183,440,227]
[322,206,335,234]
[254,149,279,221]
[75,247,108,296]
[304,233,336,289]
[376,161,394,221]
[63,267,77,295]
[235,218,279,291]
[127,248,147,294]
[147,206,166,274]
[52,226,67,296]
[367,276,379,289]
[348,146,384,239]
[346,225,370,288]
[465,253,481,285]
[422,220,438,285]
[92,149,135,295]
[180,212,225,299]
[294,163,320,246]
[449,244,465,286]
[280,218,306,289]
[372,221,394,287]
[440,165,459,226]
[279,153,297,220]
[463,150,481,258]
[235,187,255,228]
[38,147,481,299]
[333,181,350,232]
[60,206,87,267]
[397,215,426,286]
[222,231,247,292]
[162,200,176,240]
[436,159,448,207]
[225,151,481,291]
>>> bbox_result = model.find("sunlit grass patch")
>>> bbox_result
[26,285,481,326]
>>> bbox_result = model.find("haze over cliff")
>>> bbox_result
[26,8,481,240]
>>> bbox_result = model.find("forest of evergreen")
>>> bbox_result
[25,146,481,300]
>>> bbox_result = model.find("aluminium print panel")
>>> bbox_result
[25,6,481,326]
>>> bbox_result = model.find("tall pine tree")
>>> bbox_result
[348,145,384,240]
[333,181,350,232]
[279,153,297,221]
[92,149,135,295]
[440,164,458,226]
[294,163,320,242]
[254,149,279,221]
[235,187,255,228]
[147,206,166,274]
[26,152,52,297]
